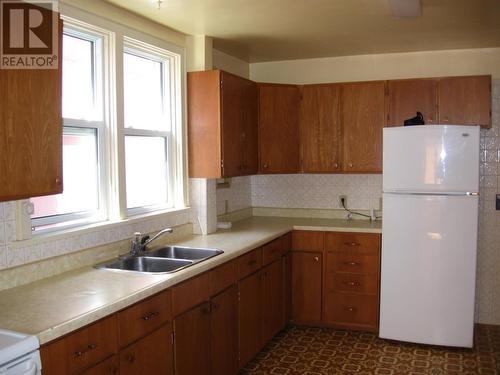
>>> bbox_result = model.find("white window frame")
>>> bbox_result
[122,38,176,216]
[27,6,187,237]
[31,20,112,231]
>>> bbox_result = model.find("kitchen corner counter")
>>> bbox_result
[0,216,381,345]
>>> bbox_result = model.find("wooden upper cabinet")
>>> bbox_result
[259,83,301,174]
[0,16,63,201]
[387,79,438,126]
[340,81,385,173]
[242,78,259,175]
[187,70,258,178]
[300,84,341,173]
[438,75,491,128]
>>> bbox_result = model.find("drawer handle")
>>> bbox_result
[344,241,360,247]
[345,281,360,287]
[142,311,160,321]
[73,343,97,357]
[345,261,360,266]
[314,256,319,262]
[345,306,357,313]
[126,353,136,363]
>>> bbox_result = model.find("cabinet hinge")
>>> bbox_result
[171,332,175,344]
[237,291,241,301]
[220,80,223,89]
[221,160,224,170]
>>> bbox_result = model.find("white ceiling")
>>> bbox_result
[105,0,500,62]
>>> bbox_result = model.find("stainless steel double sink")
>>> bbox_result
[95,246,223,274]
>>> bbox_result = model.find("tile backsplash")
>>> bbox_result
[251,174,382,210]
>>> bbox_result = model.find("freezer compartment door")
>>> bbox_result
[383,125,479,193]
[380,193,478,347]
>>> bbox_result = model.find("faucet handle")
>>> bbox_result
[140,235,150,245]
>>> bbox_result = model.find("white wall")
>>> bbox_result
[213,49,250,79]
[250,47,500,84]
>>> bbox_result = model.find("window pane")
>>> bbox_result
[62,34,98,120]
[31,127,99,218]
[125,136,169,209]
[124,52,169,131]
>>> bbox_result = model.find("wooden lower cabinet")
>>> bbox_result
[261,259,285,344]
[291,251,322,323]
[283,251,292,323]
[238,270,263,368]
[210,285,239,375]
[173,302,211,375]
[120,324,173,375]
[323,232,381,331]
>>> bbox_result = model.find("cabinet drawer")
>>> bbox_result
[324,293,378,327]
[237,248,262,279]
[327,253,379,274]
[172,273,210,316]
[325,232,380,255]
[118,290,171,348]
[41,315,118,375]
[80,355,119,375]
[209,259,237,296]
[325,272,378,295]
[292,231,324,251]
[262,237,284,265]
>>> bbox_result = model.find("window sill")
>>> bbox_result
[12,207,191,249]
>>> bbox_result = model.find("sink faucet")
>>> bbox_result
[130,228,173,256]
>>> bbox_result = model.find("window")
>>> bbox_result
[123,42,174,214]
[29,17,185,234]
[31,27,105,231]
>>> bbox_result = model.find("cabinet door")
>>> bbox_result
[262,259,284,344]
[120,324,173,375]
[259,84,301,174]
[173,302,211,375]
[238,271,262,368]
[242,80,259,175]
[0,17,62,201]
[340,82,385,173]
[283,252,292,323]
[221,72,245,177]
[291,252,322,323]
[301,84,341,172]
[387,79,438,126]
[439,76,491,127]
[211,285,239,375]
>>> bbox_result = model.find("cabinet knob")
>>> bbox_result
[263,163,268,169]
[55,177,61,185]
[346,306,356,312]
[334,162,339,169]
[348,163,353,168]
[314,256,319,262]
[443,117,449,123]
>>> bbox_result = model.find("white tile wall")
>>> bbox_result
[0,201,191,271]
[216,176,252,215]
[251,174,382,210]
[189,178,217,234]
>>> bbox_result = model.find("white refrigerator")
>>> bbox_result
[380,125,479,348]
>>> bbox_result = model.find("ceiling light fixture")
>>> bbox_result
[388,0,422,18]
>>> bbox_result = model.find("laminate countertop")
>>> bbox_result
[0,216,381,345]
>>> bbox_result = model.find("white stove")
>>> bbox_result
[0,330,40,375]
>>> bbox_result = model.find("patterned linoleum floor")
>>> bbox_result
[240,325,500,375]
